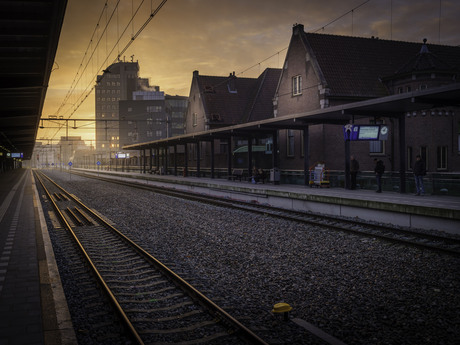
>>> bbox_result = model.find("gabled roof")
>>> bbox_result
[298,29,460,99]
[242,68,281,123]
[194,68,280,126]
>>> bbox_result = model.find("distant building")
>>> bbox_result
[119,91,187,148]
[96,61,188,168]
[57,136,88,166]
[165,95,188,138]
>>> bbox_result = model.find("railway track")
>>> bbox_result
[34,170,269,345]
[68,170,460,257]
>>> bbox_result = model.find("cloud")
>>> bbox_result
[40,0,460,142]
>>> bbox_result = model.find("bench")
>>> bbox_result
[251,169,267,184]
[230,168,244,181]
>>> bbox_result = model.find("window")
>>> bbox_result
[407,146,413,170]
[147,105,162,113]
[146,118,153,125]
[220,141,228,155]
[437,146,447,170]
[292,75,302,96]
[420,146,427,167]
[300,131,304,157]
[155,130,162,137]
[458,122,460,154]
[193,113,198,127]
[146,130,153,137]
[370,140,383,154]
[369,120,385,154]
[287,129,295,157]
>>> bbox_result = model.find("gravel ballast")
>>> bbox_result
[42,170,460,345]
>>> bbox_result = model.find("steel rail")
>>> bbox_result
[33,171,146,345]
[69,170,460,257]
[36,170,270,345]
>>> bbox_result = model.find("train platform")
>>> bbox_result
[74,167,460,235]
[0,168,76,345]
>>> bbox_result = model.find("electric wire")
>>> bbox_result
[44,0,384,143]
[47,0,168,142]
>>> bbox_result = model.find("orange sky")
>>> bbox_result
[38,0,460,144]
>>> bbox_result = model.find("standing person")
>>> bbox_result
[413,155,426,195]
[374,158,385,193]
[350,155,359,190]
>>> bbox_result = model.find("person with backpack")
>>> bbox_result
[350,155,360,190]
[374,158,385,193]
[413,155,426,196]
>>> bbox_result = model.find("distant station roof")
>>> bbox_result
[123,83,460,150]
[0,0,67,160]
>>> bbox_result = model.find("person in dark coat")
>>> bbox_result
[374,158,385,193]
[350,156,359,190]
[413,155,426,195]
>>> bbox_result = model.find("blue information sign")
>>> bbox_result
[68,161,72,166]
[344,125,388,141]
[97,161,101,166]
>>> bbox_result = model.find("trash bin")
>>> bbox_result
[270,168,280,184]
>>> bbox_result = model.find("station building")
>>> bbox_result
[124,24,460,194]
[185,68,281,169]
[274,24,460,173]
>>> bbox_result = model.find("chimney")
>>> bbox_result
[293,23,304,35]
[228,72,237,93]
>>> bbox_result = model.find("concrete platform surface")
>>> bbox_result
[0,169,76,345]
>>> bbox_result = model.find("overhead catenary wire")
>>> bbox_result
[45,0,411,142]
[312,0,372,33]
[48,0,169,142]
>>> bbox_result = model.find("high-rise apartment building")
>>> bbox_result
[95,60,140,152]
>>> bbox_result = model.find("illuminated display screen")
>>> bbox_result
[358,126,380,140]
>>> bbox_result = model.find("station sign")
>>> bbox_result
[6,152,23,158]
[343,125,388,141]
[115,153,130,158]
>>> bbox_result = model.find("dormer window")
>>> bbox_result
[227,83,237,94]
[210,113,221,121]
[204,85,215,93]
